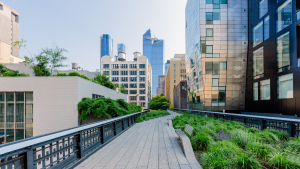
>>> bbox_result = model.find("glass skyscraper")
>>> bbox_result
[118,43,126,53]
[100,34,113,58]
[185,0,248,111]
[143,29,164,96]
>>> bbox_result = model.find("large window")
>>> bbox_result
[139,64,145,68]
[206,28,213,41]
[278,73,293,99]
[130,64,137,69]
[253,47,264,77]
[121,64,128,69]
[277,32,290,72]
[121,71,128,75]
[253,82,259,101]
[205,62,227,74]
[253,21,263,47]
[112,77,119,82]
[264,16,270,40]
[139,77,145,81]
[276,0,292,33]
[103,64,109,68]
[130,71,137,75]
[112,71,119,75]
[130,77,137,82]
[112,64,119,69]
[130,90,137,94]
[260,79,270,100]
[139,71,145,75]
[259,0,268,18]
[206,12,213,24]
[121,77,128,82]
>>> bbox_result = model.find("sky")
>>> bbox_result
[3,0,187,72]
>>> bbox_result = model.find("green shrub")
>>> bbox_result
[237,153,262,169]
[265,129,290,141]
[268,151,300,169]
[247,128,260,134]
[286,137,300,154]
[148,94,171,110]
[136,111,170,123]
[254,130,279,144]
[191,132,214,151]
[230,129,253,148]
[0,64,29,77]
[56,72,67,76]
[246,142,276,160]
[68,72,90,80]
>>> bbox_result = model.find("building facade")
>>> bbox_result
[185,0,248,112]
[0,77,127,144]
[166,55,187,105]
[143,29,164,96]
[0,1,22,64]
[101,52,152,108]
[173,81,188,109]
[246,0,300,116]
[165,60,170,76]
[118,43,126,53]
[156,75,165,95]
[100,34,113,58]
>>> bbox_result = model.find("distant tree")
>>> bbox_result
[13,39,32,58]
[148,94,171,110]
[94,73,116,89]
[119,85,127,94]
[42,45,68,74]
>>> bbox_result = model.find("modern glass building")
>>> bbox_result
[118,43,126,53]
[100,34,113,58]
[143,29,164,96]
[246,0,300,117]
[185,0,248,111]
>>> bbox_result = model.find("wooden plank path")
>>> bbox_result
[75,110,200,169]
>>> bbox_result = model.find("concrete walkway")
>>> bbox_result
[75,110,200,169]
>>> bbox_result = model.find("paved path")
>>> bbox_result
[75,110,199,169]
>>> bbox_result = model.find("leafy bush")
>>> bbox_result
[265,129,290,142]
[94,73,115,89]
[268,151,300,169]
[230,129,253,148]
[191,132,214,151]
[136,110,170,123]
[286,137,300,154]
[78,97,142,121]
[56,72,67,76]
[254,130,279,144]
[148,94,171,110]
[246,142,276,160]
[0,64,29,77]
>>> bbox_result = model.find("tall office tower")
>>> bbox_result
[143,29,164,96]
[100,34,113,58]
[185,0,248,111]
[156,75,165,96]
[0,1,21,63]
[246,0,300,117]
[118,43,126,53]
[165,55,187,105]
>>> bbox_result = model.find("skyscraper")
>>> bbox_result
[118,43,126,53]
[100,34,113,58]
[185,0,248,111]
[143,29,164,96]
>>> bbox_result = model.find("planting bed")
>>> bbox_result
[136,110,170,123]
[172,110,300,169]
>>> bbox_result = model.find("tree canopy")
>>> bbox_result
[148,94,172,110]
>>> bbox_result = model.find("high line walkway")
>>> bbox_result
[75,110,200,169]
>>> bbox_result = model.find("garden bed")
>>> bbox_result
[136,110,170,123]
[172,110,300,169]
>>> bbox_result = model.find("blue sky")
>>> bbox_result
[3,0,187,72]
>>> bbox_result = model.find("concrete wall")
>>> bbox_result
[3,62,35,76]
[54,70,96,79]
[0,41,10,63]
[0,77,127,137]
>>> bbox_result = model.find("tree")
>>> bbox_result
[42,45,68,74]
[148,94,172,110]
[119,85,127,94]
[13,39,32,58]
[94,73,116,89]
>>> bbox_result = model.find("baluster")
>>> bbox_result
[49,143,53,167]
[25,149,34,169]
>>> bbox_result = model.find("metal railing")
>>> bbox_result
[173,108,300,137]
[0,110,148,169]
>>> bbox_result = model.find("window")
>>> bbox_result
[130,77,137,82]
[212,79,219,86]
[140,102,146,107]
[103,64,109,68]
[180,64,186,68]
[174,75,176,79]
[130,83,137,88]
[112,71,119,75]
[139,64,145,68]
[130,90,137,94]
[174,80,176,83]
[253,47,264,77]
[174,69,176,73]
[130,64,137,68]
[193,71,196,77]
[206,46,213,58]
[112,77,119,82]
[112,64,119,69]
[277,32,290,72]
[174,64,176,68]
[121,64,128,69]
[103,71,109,75]
[139,96,145,100]
[253,21,263,47]
[121,84,128,88]
[139,83,145,88]
[130,96,137,100]
[139,77,145,81]
[130,71,137,75]
[139,71,145,75]
[276,0,292,33]
[205,62,226,74]
[259,0,268,18]
[218,87,226,106]
[253,82,258,101]
[121,77,128,82]
[278,73,293,99]
[206,12,213,24]
[121,71,128,75]
[260,79,270,100]
[140,90,145,94]
[206,28,213,41]
[264,16,270,40]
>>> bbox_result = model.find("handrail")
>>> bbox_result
[0,110,149,169]
[172,108,300,137]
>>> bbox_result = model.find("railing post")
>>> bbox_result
[229,116,232,121]
[260,120,266,130]
[25,149,34,169]
[76,132,83,159]
[288,123,295,137]
[101,126,105,143]
[243,118,247,125]
[113,122,117,136]
[122,119,124,130]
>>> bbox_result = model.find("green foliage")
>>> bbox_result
[230,129,254,148]
[148,94,171,110]
[246,142,276,160]
[78,97,142,121]
[42,46,68,74]
[136,110,170,123]
[94,73,115,89]
[286,137,300,154]
[0,64,29,77]
[254,130,279,144]
[56,72,68,76]
[119,85,127,94]
[265,129,290,142]
[191,132,214,151]
[68,72,90,80]
[268,151,300,169]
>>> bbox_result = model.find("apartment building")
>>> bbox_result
[166,54,187,105]
[0,1,22,63]
[101,51,152,108]
[156,75,165,95]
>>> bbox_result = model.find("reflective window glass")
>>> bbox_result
[278,73,293,99]
[259,0,268,18]
[277,32,290,71]
[206,12,213,24]
[253,47,264,77]
[276,0,292,33]
[264,16,270,40]
[253,21,263,47]
[206,28,213,37]
[260,79,270,100]
[253,82,258,101]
